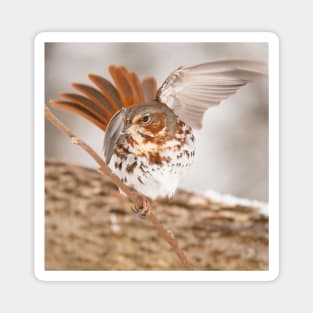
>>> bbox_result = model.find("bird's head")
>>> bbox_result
[104,101,177,163]
[121,101,177,141]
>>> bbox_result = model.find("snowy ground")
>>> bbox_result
[204,189,268,215]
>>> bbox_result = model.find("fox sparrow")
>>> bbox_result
[50,60,266,206]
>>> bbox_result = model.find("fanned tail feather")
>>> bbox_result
[142,77,158,102]
[49,65,158,131]
[49,100,108,131]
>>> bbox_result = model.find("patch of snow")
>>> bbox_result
[109,213,121,233]
[203,189,268,215]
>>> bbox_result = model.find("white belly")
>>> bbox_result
[108,121,195,200]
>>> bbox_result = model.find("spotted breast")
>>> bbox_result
[106,102,195,200]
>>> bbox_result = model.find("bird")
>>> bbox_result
[50,60,266,214]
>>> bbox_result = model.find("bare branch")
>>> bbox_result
[45,106,194,270]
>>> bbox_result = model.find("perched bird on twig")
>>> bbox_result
[50,60,266,214]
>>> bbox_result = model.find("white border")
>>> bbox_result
[34,32,279,281]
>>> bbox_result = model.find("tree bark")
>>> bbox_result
[45,160,268,270]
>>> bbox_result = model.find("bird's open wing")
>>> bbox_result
[50,66,158,131]
[157,59,267,129]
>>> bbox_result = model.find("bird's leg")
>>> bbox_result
[129,192,152,218]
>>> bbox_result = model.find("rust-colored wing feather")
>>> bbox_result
[49,100,108,131]
[71,83,114,116]
[87,74,122,111]
[59,92,110,122]
[129,71,145,104]
[142,77,158,102]
[50,65,157,131]
[108,65,135,107]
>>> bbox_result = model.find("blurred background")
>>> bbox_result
[45,42,268,202]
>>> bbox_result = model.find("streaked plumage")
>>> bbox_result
[107,103,195,199]
[50,60,266,201]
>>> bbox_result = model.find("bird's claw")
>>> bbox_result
[130,193,151,218]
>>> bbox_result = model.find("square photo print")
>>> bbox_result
[34,32,279,281]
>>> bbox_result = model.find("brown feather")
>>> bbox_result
[130,72,144,103]
[118,66,140,104]
[49,65,158,132]
[59,92,109,122]
[49,100,107,131]
[142,77,157,102]
[108,65,134,107]
[71,83,114,117]
[88,74,122,111]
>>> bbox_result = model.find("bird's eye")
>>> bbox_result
[142,114,151,123]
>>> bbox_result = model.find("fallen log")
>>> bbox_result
[45,160,268,270]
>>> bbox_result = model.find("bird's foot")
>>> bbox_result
[130,192,151,218]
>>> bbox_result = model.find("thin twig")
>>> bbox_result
[45,106,194,270]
